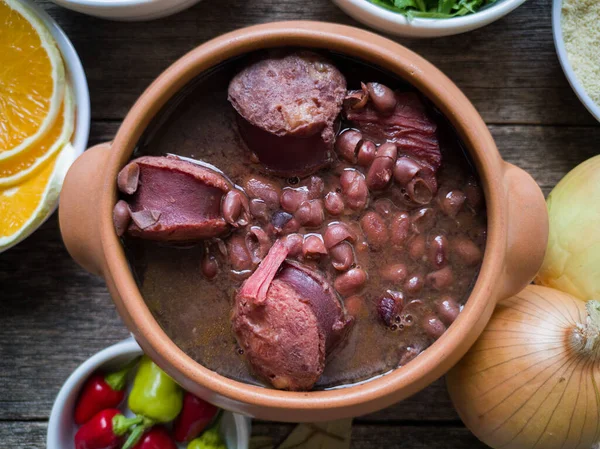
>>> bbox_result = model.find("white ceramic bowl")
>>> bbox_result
[0,0,90,254]
[552,0,600,122]
[332,0,528,37]
[47,338,251,449]
[50,0,203,21]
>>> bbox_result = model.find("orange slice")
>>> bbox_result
[0,143,75,250]
[0,84,74,187]
[0,0,65,160]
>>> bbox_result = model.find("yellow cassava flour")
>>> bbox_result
[562,0,600,106]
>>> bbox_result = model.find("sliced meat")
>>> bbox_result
[344,91,441,170]
[228,51,347,176]
[115,156,231,241]
[232,240,352,390]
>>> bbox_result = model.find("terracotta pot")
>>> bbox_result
[59,21,548,422]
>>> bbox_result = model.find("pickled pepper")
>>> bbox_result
[74,408,142,449]
[74,358,139,425]
[122,355,183,449]
[173,393,219,442]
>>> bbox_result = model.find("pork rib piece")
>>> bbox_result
[344,91,441,170]
[232,240,353,391]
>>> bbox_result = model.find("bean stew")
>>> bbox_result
[117,50,487,391]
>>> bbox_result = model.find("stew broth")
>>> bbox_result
[123,51,487,389]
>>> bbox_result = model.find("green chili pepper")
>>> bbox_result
[186,425,226,449]
[128,355,183,423]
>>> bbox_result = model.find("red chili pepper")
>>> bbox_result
[75,358,139,425]
[131,427,177,449]
[173,393,219,442]
[75,409,143,449]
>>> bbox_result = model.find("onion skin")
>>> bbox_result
[535,155,600,302]
[447,285,600,449]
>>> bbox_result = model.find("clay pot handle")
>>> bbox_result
[59,142,111,276]
[498,162,548,300]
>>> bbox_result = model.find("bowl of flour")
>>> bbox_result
[553,0,600,122]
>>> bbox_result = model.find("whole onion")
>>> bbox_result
[535,155,600,301]
[447,285,600,449]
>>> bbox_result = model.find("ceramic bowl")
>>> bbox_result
[332,0,528,38]
[58,21,548,422]
[0,0,90,254]
[47,337,251,449]
[50,0,203,21]
[552,0,600,122]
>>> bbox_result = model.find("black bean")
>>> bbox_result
[334,129,362,163]
[380,263,408,283]
[440,189,466,218]
[451,236,483,266]
[245,226,272,264]
[113,200,131,237]
[243,175,281,208]
[404,273,424,294]
[295,199,324,227]
[428,234,448,269]
[411,207,436,234]
[280,187,309,213]
[366,143,397,191]
[249,199,269,223]
[366,82,397,114]
[324,222,357,249]
[283,233,304,257]
[271,210,293,230]
[360,211,389,250]
[330,242,355,271]
[324,192,345,216]
[117,162,140,195]
[408,234,426,261]
[423,315,447,340]
[356,140,377,167]
[390,212,411,248]
[201,250,219,280]
[436,296,461,326]
[227,234,253,271]
[427,266,454,290]
[340,169,369,210]
[407,177,434,205]
[334,268,368,297]
[302,234,327,259]
[393,157,421,185]
[222,190,250,227]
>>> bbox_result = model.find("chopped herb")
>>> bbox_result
[369,0,497,18]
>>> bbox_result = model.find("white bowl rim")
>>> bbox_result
[0,0,90,254]
[52,0,185,6]
[336,0,528,29]
[47,337,251,449]
[552,0,600,122]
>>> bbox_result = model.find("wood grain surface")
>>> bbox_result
[1,0,598,447]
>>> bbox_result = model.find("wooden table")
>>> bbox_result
[1,0,598,446]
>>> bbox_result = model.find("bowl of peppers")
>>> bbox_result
[47,337,251,449]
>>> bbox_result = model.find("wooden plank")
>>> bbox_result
[36,0,599,126]
[250,422,488,448]
[0,421,47,449]
[0,421,486,449]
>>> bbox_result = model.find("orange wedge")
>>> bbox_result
[0,0,65,160]
[0,85,74,187]
[0,143,75,250]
